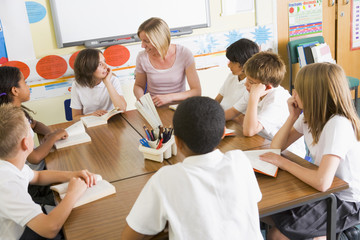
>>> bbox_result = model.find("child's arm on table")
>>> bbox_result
[225,107,240,121]
[27,129,68,165]
[103,68,127,111]
[27,170,96,238]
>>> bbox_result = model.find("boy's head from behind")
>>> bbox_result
[226,38,259,66]
[173,96,225,155]
[0,104,30,160]
[243,51,286,88]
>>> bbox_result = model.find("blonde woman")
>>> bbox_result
[133,17,201,107]
[260,63,360,240]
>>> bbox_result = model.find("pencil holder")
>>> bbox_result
[138,136,177,162]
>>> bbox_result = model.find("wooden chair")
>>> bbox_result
[287,36,359,109]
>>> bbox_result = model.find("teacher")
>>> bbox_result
[133,17,201,107]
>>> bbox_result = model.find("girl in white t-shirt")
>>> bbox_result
[260,63,360,239]
[71,48,127,120]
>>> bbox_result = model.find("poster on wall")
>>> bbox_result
[288,0,323,40]
[351,0,360,50]
[0,19,8,64]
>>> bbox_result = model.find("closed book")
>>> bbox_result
[311,43,336,64]
[296,41,319,67]
[303,46,315,64]
[54,121,91,149]
[243,149,281,177]
[50,174,116,208]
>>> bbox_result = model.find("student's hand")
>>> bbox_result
[103,67,113,83]
[73,169,97,187]
[259,152,287,170]
[249,83,270,99]
[91,110,108,116]
[43,129,68,142]
[152,94,173,107]
[66,177,88,199]
[287,96,302,119]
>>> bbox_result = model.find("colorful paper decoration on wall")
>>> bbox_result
[36,55,67,79]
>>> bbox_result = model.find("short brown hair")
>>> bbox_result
[243,51,286,87]
[74,48,102,88]
[0,104,29,159]
[137,17,171,59]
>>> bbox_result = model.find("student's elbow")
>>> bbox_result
[315,179,332,192]
[243,128,258,137]
[27,151,43,165]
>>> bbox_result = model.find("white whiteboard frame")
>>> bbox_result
[50,0,210,48]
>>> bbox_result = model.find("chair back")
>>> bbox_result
[64,99,72,121]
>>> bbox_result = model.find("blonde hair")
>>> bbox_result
[137,17,171,59]
[243,51,286,87]
[0,103,29,159]
[294,63,360,144]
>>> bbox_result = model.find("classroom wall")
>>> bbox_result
[22,0,276,125]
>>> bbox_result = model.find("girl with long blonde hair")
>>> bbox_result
[260,63,360,239]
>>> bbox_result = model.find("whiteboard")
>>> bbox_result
[50,0,210,48]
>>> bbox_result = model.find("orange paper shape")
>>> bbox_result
[2,61,31,80]
[103,45,130,67]
[36,55,67,79]
[69,51,80,70]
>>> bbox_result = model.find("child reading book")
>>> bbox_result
[0,103,97,240]
[260,63,360,239]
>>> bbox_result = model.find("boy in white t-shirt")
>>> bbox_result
[0,104,97,240]
[215,38,259,110]
[121,97,263,240]
[225,51,306,157]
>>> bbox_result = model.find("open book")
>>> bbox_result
[54,121,91,149]
[244,149,281,177]
[224,128,235,137]
[81,108,123,128]
[50,174,116,208]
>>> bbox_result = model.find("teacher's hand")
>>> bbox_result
[152,95,172,107]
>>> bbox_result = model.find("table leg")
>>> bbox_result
[326,194,337,240]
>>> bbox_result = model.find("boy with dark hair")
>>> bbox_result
[225,51,306,157]
[0,104,97,240]
[122,96,263,240]
[215,38,259,110]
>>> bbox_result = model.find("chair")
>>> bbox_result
[64,99,72,121]
[287,36,359,109]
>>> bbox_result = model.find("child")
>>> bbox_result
[225,51,306,157]
[260,63,360,239]
[0,103,97,240]
[0,66,67,171]
[71,48,127,120]
[215,38,259,110]
[121,97,263,239]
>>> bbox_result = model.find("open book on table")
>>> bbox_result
[54,121,91,149]
[224,128,235,137]
[50,174,116,208]
[81,108,123,128]
[243,149,281,177]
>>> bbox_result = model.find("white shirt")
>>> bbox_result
[294,114,360,202]
[233,86,306,157]
[218,73,249,110]
[126,149,263,240]
[0,160,43,240]
[70,76,123,115]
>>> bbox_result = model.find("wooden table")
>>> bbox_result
[46,109,348,240]
[46,114,168,182]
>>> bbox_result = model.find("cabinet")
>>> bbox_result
[277,0,360,92]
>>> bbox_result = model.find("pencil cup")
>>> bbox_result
[138,136,177,162]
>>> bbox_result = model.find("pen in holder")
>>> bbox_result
[138,125,177,162]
